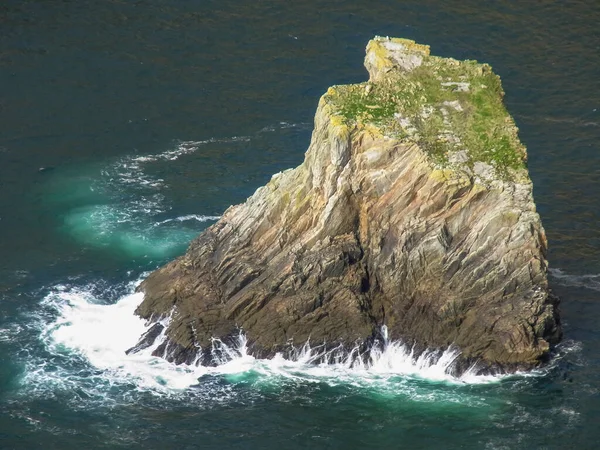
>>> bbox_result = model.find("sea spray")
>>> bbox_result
[12,275,580,419]
[31,279,503,397]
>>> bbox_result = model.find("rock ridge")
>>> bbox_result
[131,37,561,374]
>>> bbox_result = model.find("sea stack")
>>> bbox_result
[131,37,561,374]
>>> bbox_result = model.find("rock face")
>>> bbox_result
[133,37,561,374]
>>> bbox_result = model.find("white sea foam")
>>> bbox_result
[130,136,252,164]
[154,214,221,226]
[549,268,600,292]
[259,121,308,133]
[0,324,23,342]
[24,279,507,407]
[128,120,307,165]
[35,285,207,392]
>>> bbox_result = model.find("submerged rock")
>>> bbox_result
[133,37,561,374]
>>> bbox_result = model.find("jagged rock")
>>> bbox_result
[132,37,561,374]
[125,323,164,355]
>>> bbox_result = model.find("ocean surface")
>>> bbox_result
[1,1,599,448]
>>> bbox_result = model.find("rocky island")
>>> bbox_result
[130,37,561,375]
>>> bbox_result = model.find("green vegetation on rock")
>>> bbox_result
[133,37,560,375]
[324,37,527,179]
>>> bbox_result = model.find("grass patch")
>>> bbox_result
[324,41,527,180]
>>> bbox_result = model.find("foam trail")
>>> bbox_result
[154,215,221,226]
[130,136,252,163]
[127,121,308,165]
[549,268,600,292]
[258,121,309,133]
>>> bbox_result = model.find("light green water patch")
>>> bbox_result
[48,164,191,259]
[219,365,506,411]
[62,204,206,258]
[42,170,107,208]
[41,151,219,259]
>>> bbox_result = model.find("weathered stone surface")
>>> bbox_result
[132,37,561,373]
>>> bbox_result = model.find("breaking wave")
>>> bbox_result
[15,277,518,412]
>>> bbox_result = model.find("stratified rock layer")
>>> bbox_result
[133,37,561,373]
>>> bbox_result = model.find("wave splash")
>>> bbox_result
[207,328,492,385]
[22,279,503,407]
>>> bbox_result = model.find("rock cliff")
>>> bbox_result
[131,37,561,374]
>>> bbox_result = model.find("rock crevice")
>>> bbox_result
[132,37,561,373]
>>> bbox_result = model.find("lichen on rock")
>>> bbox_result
[131,37,561,374]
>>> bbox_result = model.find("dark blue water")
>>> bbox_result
[1,1,599,448]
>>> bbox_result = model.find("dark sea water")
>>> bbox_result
[1,1,599,448]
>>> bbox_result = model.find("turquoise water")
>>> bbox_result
[1,1,599,448]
